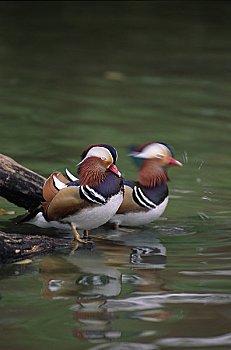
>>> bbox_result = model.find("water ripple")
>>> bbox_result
[106,293,231,312]
[157,332,231,347]
[179,270,231,276]
[89,343,157,350]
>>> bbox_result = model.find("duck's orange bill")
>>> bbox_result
[168,157,183,166]
[108,164,122,177]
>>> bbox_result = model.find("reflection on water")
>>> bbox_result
[130,245,167,269]
[38,241,168,342]
[1,220,231,349]
[18,226,227,348]
[157,333,231,349]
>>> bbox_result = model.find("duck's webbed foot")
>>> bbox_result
[70,223,90,243]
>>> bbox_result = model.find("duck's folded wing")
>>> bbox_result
[43,171,70,203]
[117,183,141,214]
[45,186,85,221]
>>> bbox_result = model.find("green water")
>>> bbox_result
[0,2,231,349]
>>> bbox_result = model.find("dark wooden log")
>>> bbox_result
[0,231,73,264]
[0,153,45,210]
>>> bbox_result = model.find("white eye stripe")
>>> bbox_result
[156,154,164,158]
[78,147,113,166]
[132,144,168,159]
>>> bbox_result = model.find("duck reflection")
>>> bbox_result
[72,296,121,341]
[128,244,167,296]
[130,245,166,268]
[39,250,122,341]
[39,250,122,299]
[38,235,168,341]
[90,236,168,296]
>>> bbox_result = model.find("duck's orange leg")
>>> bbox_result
[70,223,88,243]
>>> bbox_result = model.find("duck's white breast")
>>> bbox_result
[64,192,124,229]
[110,196,169,227]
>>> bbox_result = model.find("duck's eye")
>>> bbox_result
[156,154,164,159]
[101,156,107,161]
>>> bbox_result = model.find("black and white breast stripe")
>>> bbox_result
[133,186,157,209]
[79,185,107,205]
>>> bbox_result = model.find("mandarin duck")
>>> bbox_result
[107,142,183,228]
[24,144,124,242]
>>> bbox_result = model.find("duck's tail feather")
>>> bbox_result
[17,205,43,223]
